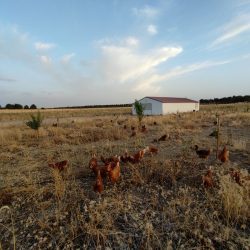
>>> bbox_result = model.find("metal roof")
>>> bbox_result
[145,96,199,103]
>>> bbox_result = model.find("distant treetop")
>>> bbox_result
[4,103,38,109]
[30,104,37,109]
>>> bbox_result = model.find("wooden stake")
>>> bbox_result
[216,114,220,159]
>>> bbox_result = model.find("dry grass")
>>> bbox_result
[219,171,250,224]
[0,103,250,249]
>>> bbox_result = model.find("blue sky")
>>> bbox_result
[0,0,250,107]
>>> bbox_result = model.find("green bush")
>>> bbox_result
[134,100,144,125]
[26,112,43,136]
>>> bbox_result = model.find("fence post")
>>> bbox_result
[216,114,220,159]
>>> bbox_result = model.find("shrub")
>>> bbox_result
[134,100,144,126]
[26,112,43,137]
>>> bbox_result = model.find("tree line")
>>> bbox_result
[200,95,250,104]
[0,104,37,109]
[53,103,132,109]
[0,103,131,110]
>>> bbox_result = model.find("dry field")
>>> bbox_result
[0,104,250,249]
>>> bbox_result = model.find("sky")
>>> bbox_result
[0,0,250,107]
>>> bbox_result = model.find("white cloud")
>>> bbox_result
[164,60,230,79]
[147,24,158,35]
[133,60,230,92]
[125,37,139,46]
[210,14,250,48]
[99,45,182,84]
[34,42,55,50]
[133,5,159,18]
[61,53,75,63]
[40,55,52,64]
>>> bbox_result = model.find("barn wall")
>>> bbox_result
[162,102,199,114]
[132,97,162,115]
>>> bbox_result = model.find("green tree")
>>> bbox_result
[26,112,43,137]
[134,100,144,126]
[24,105,29,109]
[5,104,14,109]
[30,104,37,109]
[14,103,23,109]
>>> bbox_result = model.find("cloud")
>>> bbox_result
[98,44,182,84]
[210,14,250,48]
[34,42,56,50]
[61,53,75,63]
[133,60,230,92]
[125,37,139,46]
[147,24,158,35]
[133,5,159,18]
[40,55,52,64]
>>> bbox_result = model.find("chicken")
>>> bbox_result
[89,154,98,174]
[230,168,241,186]
[129,148,147,163]
[89,154,110,177]
[195,145,212,159]
[100,155,118,165]
[132,151,141,163]
[93,169,104,193]
[146,145,158,156]
[202,168,213,188]
[141,125,147,133]
[106,157,121,183]
[152,134,166,142]
[127,148,147,164]
[218,146,229,163]
[130,131,137,137]
[120,150,130,163]
[48,160,68,171]
[158,134,167,142]
[100,155,108,165]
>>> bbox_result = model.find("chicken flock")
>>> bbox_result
[89,145,158,193]
[47,122,245,194]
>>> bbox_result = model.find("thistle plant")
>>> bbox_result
[26,112,43,137]
[134,100,144,127]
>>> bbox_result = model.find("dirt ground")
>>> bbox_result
[0,104,249,249]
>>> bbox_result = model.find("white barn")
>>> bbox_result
[132,96,199,115]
